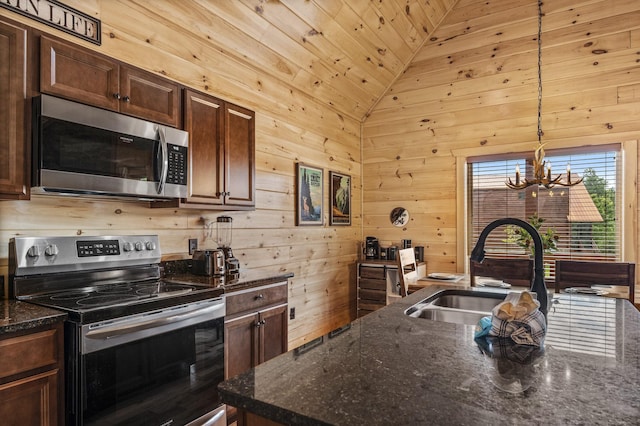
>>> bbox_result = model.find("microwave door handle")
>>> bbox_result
[157,127,169,195]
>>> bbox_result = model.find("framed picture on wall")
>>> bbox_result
[329,171,351,226]
[296,163,324,226]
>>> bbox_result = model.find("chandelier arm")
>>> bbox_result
[554,177,584,187]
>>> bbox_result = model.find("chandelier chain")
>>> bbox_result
[537,0,543,142]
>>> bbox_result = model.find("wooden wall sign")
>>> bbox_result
[1,0,101,44]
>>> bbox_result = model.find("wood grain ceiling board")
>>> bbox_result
[128,0,457,121]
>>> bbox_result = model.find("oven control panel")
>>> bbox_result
[10,235,161,276]
[77,240,121,257]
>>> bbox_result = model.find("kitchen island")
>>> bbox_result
[219,284,640,425]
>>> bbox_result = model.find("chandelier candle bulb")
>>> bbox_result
[546,162,552,181]
[515,164,520,185]
[567,163,571,182]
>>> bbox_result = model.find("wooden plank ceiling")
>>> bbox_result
[142,0,458,121]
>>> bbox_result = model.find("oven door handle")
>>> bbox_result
[84,302,223,342]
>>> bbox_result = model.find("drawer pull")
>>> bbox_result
[255,294,264,300]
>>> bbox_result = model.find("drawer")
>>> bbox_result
[0,328,59,381]
[226,282,287,317]
[359,288,385,302]
[358,300,384,312]
[359,278,386,291]
[359,266,386,279]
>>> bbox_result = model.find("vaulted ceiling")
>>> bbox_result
[155,0,458,121]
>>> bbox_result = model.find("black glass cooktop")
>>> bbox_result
[24,280,223,323]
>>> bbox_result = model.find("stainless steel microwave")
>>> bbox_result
[32,94,188,200]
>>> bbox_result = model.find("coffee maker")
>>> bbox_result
[365,236,379,260]
[217,216,240,275]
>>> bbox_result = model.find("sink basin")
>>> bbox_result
[405,289,508,326]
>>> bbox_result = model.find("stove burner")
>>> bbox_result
[77,294,142,307]
[50,291,93,300]
[96,284,134,294]
[135,282,195,296]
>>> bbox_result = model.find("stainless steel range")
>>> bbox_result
[9,235,226,426]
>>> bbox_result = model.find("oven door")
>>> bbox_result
[70,298,225,426]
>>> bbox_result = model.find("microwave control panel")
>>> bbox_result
[167,144,187,185]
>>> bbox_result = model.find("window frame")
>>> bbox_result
[454,140,637,275]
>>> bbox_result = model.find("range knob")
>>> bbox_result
[123,242,134,252]
[145,241,157,251]
[26,245,41,258]
[45,244,59,256]
[134,241,144,251]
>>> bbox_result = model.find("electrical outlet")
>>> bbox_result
[188,239,198,255]
[289,307,295,320]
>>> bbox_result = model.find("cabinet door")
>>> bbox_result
[224,312,259,379]
[224,103,255,207]
[0,370,59,426]
[0,19,27,198]
[259,304,288,364]
[182,89,224,205]
[40,36,119,110]
[120,66,181,127]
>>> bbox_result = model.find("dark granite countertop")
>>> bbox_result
[163,261,293,294]
[0,299,67,335]
[219,284,640,425]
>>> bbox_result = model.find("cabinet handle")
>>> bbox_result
[255,319,266,328]
[255,294,264,300]
[123,95,131,103]
[113,92,121,100]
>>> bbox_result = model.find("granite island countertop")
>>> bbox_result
[219,284,640,425]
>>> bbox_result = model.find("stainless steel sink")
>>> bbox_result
[405,289,508,326]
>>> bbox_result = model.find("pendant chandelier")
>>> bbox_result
[506,0,583,190]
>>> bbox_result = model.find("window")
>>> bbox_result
[467,144,621,278]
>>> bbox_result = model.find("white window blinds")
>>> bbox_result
[468,145,621,277]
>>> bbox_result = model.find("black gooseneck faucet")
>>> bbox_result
[470,218,548,316]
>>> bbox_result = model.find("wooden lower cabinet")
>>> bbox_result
[0,370,59,426]
[225,282,288,426]
[0,322,64,426]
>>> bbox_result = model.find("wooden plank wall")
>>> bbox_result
[363,0,640,304]
[0,2,363,350]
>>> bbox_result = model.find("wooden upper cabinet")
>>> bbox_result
[40,36,119,111]
[172,90,255,210]
[40,36,180,127]
[119,66,180,127]
[183,89,224,205]
[0,18,28,199]
[224,103,255,208]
